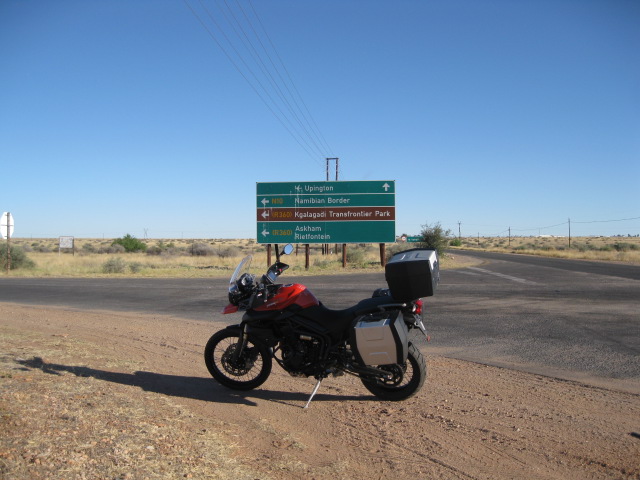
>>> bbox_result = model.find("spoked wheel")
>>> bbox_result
[204,329,272,390]
[360,343,426,401]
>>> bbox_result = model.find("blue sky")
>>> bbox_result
[1,0,638,240]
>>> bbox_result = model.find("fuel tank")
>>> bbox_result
[254,284,320,311]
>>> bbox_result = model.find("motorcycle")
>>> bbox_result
[204,244,439,408]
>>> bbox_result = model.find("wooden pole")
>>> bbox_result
[267,244,272,266]
[305,244,310,270]
[342,244,347,268]
[379,243,386,267]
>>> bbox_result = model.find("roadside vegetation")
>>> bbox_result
[448,234,640,263]
[2,232,638,277]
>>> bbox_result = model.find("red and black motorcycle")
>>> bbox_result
[204,244,439,408]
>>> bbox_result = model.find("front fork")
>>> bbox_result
[231,324,250,362]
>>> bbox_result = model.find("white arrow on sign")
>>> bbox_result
[261,228,269,237]
[261,198,269,206]
[382,183,390,192]
[261,210,269,219]
[1,212,14,240]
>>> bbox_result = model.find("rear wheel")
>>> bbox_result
[360,343,426,401]
[204,329,272,390]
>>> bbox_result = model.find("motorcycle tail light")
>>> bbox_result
[414,299,423,315]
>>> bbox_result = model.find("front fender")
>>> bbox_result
[222,323,279,349]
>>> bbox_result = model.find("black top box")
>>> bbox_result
[385,248,439,302]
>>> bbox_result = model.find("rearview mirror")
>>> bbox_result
[282,243,294,255]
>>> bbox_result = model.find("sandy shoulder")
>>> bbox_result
[1,303,639,479]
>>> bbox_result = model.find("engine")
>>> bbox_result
[280,335,322,377]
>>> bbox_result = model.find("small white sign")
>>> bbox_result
[59,236,75,249]
[1,212,14,239]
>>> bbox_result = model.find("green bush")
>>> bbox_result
[418,222,452,257]
[0,244,35,270]
[112,234,147,253]
[449,238,462,247]
[613,242,639,252]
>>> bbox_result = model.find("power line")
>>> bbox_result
[195,0,322,164]
[183,0,331,168]
[245,0,334,157]
[221,0,328,158]
[461,215,639,237]
[573,216,640,224]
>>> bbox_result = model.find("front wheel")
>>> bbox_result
[360,343,426,401]
[204,329,272,390]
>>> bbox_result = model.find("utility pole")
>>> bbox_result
[458,221,461,242]
[508,226,511,247]
[326,158,340,260]
[568,218,571,249]
[326,158,339,181]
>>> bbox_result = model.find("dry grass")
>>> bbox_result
[0,328,259,480]
[451,235,640,264]
[6,235,637,278]
[6,238,469,277]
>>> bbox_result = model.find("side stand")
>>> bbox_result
[303,378,323,409]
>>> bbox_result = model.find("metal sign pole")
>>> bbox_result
[5,212,11,273]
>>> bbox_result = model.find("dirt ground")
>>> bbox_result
[1,303,639,480]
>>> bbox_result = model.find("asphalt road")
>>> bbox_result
[1,251,638,391]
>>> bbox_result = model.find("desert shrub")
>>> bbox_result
[449,238,462,247]
[0,244,35,270]
[613,242,639,252]
[345,246,367,266]
[82,243,96,253]
[112,234,147,253]
[418,222,452,257]
[146,245,163,256]
[216,246,240,258]
[99,244,126,254]
[190,243,216,256]
[102,257,127,274]
[129,262,144,273]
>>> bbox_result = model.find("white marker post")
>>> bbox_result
[1,212,15,273]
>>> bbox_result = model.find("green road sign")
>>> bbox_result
[257,181,395,195]
[257,181,395,244]
[258,221,396,244]
[405,236,422,243]
[256,193,395,208]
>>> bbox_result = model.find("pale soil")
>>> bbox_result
[1,304,639,480]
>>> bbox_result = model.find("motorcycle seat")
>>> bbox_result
[298,295,398,341]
